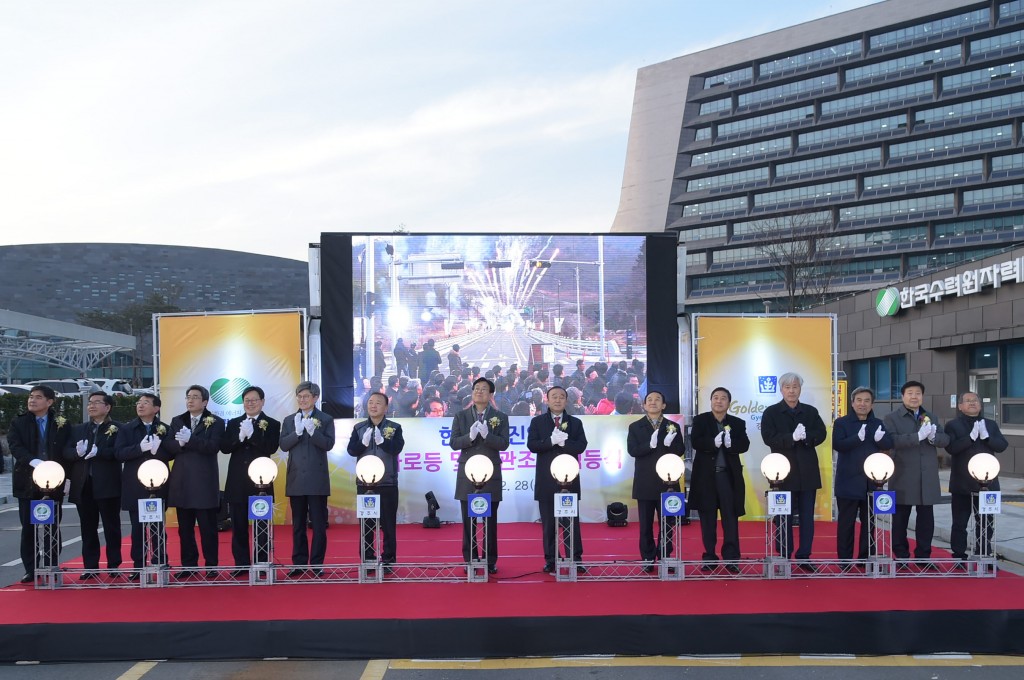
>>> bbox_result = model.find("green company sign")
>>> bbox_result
[874,287,900,317]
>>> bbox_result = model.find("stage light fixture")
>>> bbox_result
[760,453,791,489]
[356,455,386,487]
[464,454,494,489]
[863,452,895,489]
[606,502,628,527]
[247,457,279,490]
[138,459,170,492]
[550,454,580,489]
[423,491,441,529]
[655,454,685,485]
[968,452,1000,489]
[32,461,65,494]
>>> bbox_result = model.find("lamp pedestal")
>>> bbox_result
[30,498,62,590]
[554,491,579,582]
[357,491,383,584]
[659,490,685,581]
[867,488,895,578]
[248,492,275,585]
[971,490,1000,577]
[764,488,791,579]
[466,491,491,583]
[139,497,168,587]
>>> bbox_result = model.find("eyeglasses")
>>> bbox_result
[242,398,262,405]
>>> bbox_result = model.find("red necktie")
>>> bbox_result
[553,416,561,428]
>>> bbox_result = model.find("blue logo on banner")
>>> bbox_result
[30,500,55,525]
[661,492,686,517]
[559,495,574,508]
[144,499,159,514]
[468,493,492,518]
[248,496,273,520]
[759,376,778,394]
[362,496,377,510]
[984,492,998,505]
[873,491,896,515]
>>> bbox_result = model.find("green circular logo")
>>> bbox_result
[874,287,900,317]
[210,377,251,406]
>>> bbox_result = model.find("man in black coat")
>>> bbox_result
[7,386,72,583]
[689,387,750,570]
[63,391,123,579]
[944,391,1009,560]
[527,386,588,573]
[165,385,225,577]
[220,385,281,575]
[626,390,685,568]
[114,392,172,578]
[347,392,405,564]
[760,372,827,569]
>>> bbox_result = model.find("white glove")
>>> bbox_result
[468,421,480,439]
[239,418,255,441]
[664,429,678,447]
[978,420,990,440]
[139,435,153,453]
[84,445,98,460]
[477,420,489,439]
[874,426,886,443]
[29,458,43,468]
[175,426,192,445]
[373,426,384,445]
[303,417,316,436]
[714,431,725,448]
[76,439,89,457]
[724,431,732,449]
[550,429,568,447]
[293,413,304,435]
[970,420,981,442]
[649,429,659,449]
[150,435,162,456]
[361,425,373,447]
[857,424,866,442]
[917,423,932,442]
[793,423,806,442]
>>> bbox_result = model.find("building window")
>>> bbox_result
[848,355,906,400]
[913,90,1024,125]
[758,39,863,78]
[845,44,961,84]
[869,8,990,51]
[821,80,932,117]
[690,136,790,167]
[718,106,814,138]
[738,73,837,108]
[699,97,732,116]
[704,66,754,89]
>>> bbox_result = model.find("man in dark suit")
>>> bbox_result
[164,385,225,578]
[7,385,72,583]
[944,391,1009,561]
[280,381,336,576]
[448,344,463,376]
[347,392,405,565]
[626,390,685,569]
[220,385,281,576]
[689,387,751,571]
[760,372,828,570]
[114,392,172,580]
[63,391,123,580]
[450,377,510,573]
[527,385,588,573]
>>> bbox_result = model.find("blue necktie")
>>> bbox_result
[36,417,46,454]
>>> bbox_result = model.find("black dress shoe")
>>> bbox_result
[174,570,197,581]
[287,568,305,578]
[796,562,819,573]
[487,566,498,574]
[79,572,98,581]
[543,563,554,573]
[311,568,324,578]
[125,571,140,582]
[700,563,714,572]
[576,565,588,575]
[643,564,655,573]
[725,564,740,574]
[19,573,33,584]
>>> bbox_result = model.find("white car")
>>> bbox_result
[93,379,134,396]
[0,384,32,396]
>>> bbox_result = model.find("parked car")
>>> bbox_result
[26,379,99,396]
[93,379,134,396]
[0,384,32,396]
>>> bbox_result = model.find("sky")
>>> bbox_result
[0,0,879,262]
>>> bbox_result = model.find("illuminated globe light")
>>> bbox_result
[356,455,386,486]
[32,461,66,493]
[655,454,685,484]
[247,457,279,486]
[464,454,494,486]
[863,452,895,484]
[138,459,170,491]
[388,305,410,335]
[420,310,432,323]
[875,287,901,317]
[968,453,1001,485]
[550,454,581,486]
[760,453,791,484]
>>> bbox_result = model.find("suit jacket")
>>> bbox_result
[832,412,894,500]
[450,405,510,501]
[220,412,281,503]
[164,410,225,509]
[346,417,405,488]
[7,408,73,500]
[688,412,750,515]
[114,418,173,511]
[883,406,949,506]
[527,410,587,500]
[945,413,1008,495]
[760,400,827,492]
[280,407,335,497]
[626,415,685,500]
[448,351,463,374]
[63,419,123,503]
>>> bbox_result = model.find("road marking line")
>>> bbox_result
[116,661,159,680]
[359,659,390,680]
[389,655,1024,669]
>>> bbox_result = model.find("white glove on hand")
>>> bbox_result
[714,431,725,448]
[139,435,153,453]
[978,420,990,440]
[664,429,678,447]
[970,420,981,442]
[175,427,192,445]
[303,417,316,436]
[857,424,866,442]
[84,445,98,460]
[724,431,732,449]
[550,429,568,447]
[29,458,43,468]
[361,425,373,447]
[150,435,162,456]
[874,426,886,443]
[793,423,807,442]
[477,420,489,439]
[468,421,480,439]
[649,429,659,449]
[918,423,932,442]
[239,418,255,441]
[76,439,89,457]
[293,413,304,435]
[373,426,384,446]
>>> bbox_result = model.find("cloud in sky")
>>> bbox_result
[0,0,880,261]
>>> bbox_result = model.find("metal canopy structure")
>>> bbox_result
[0,309,136,381]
